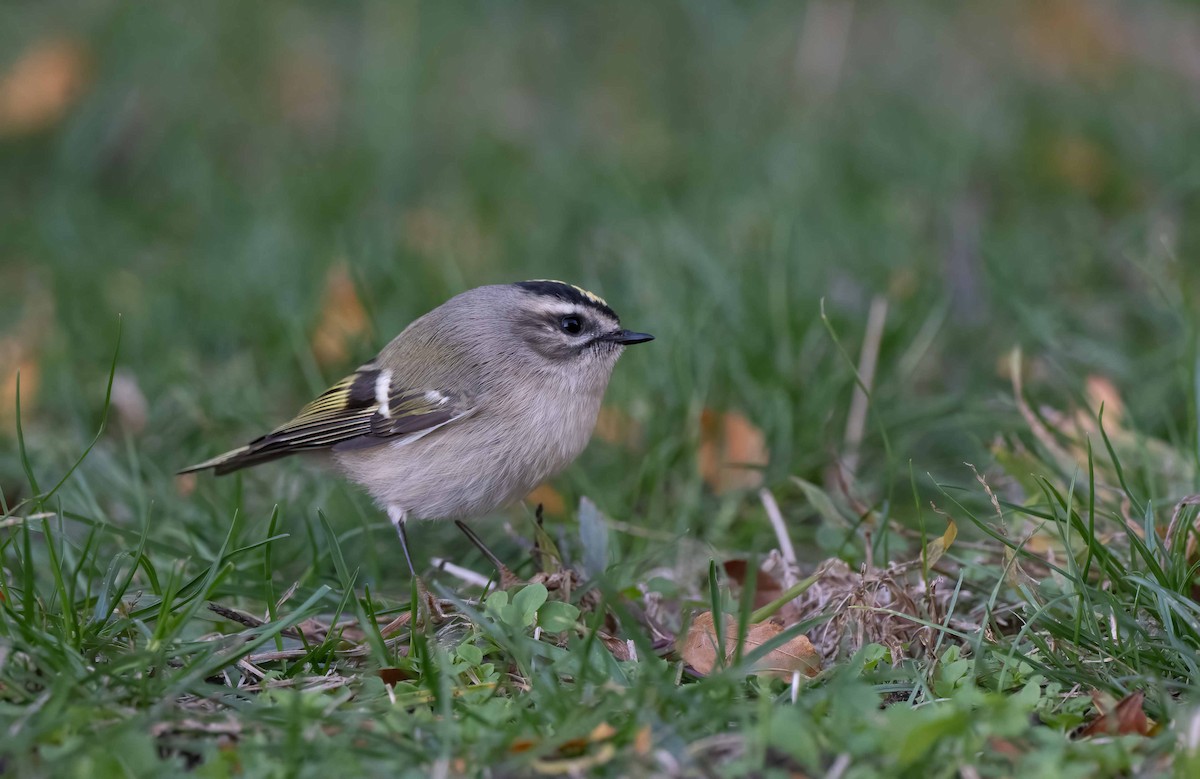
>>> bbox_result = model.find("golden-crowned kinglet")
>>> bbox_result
[181,280,653,575]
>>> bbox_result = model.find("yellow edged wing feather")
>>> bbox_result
[179,365,470,475]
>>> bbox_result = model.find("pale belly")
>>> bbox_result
[331,394,601,520]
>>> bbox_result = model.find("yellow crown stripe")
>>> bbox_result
[527,279,609,309]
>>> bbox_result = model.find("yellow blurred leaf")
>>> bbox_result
[923,519,957,572]
[633,725,652,756]
[531,744,615,775]
[679,611,820,679]
[588,722,617,742]
[528,720,620,775]
[311,263,369,367]
[698,409,769,494]
[526,483,565,516]
[0,38,89,137]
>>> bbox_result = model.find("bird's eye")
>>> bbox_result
[559,315,584,335]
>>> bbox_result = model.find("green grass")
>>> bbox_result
[4,1,1200,776]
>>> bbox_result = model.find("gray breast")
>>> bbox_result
[332,381,603,520]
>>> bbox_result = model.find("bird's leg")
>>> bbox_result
[454,520,521,589]
[388,505,418,579]
[387,505,443,622]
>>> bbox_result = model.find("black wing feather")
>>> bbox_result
[179,367,468,475]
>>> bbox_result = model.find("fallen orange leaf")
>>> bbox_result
[723,559,785,610]
[698,409,769,494]
[679,611,820,679]
[0,38,89,137]
[1077,690,1155,738]
[526,484,565,515]
[311,263,369,367]
[633,725,652,756]
[509,738,538,754]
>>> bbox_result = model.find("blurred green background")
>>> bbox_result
[3,0,1199,579]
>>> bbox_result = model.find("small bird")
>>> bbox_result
[180,280,653,577]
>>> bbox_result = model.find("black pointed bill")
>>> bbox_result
[607,329,654,345]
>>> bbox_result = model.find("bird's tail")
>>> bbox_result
[177,444,294,476]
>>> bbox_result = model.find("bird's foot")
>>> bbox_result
[454,520,522,589]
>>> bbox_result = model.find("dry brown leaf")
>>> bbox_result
[594,405,642,448]
[744,621,821,679]
[0,38,89,136]
[526,484,565,515]
[376,667,412,687]
[598,633,634,662]
[1077,690,1155,738]
[311,263,369,367]
[723,559,786,610]
[679,611,820,679]
[679,613,724,674]
[698,409,769,494]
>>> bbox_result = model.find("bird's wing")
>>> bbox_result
[179,365,473,475]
